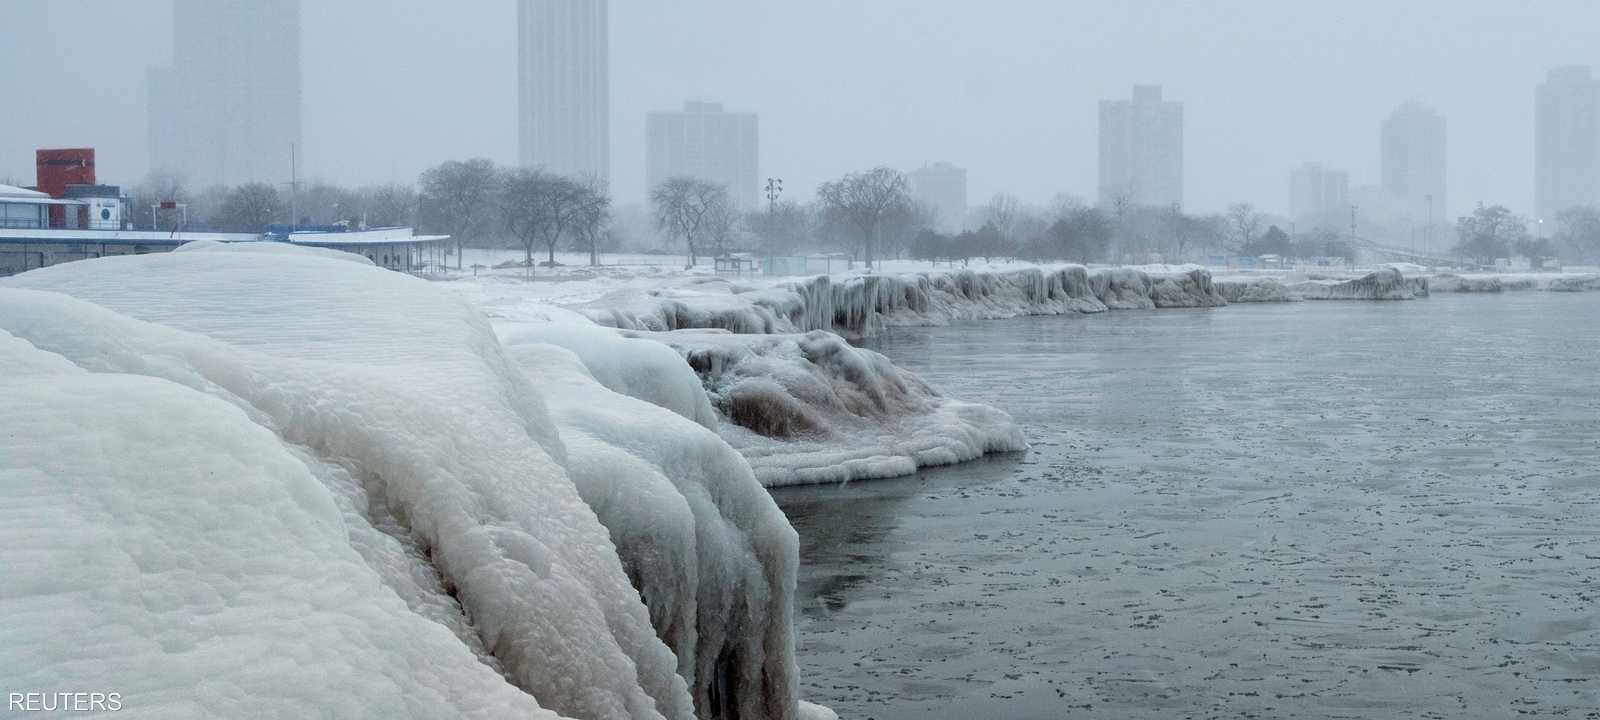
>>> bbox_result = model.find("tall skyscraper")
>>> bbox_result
[907,162,968,234]
[1098,85,1183,209]
[1289,162,1349,224]
[646,101,758,209]
[1380,102,1447,223]
[1535,66,1600,222]
[519,0,609,184]
[147,0,301,189]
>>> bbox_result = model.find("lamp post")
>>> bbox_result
[765,178,783,215]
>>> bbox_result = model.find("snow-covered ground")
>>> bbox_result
[0,245,833,720]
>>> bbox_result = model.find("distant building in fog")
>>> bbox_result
[1289,162,1349,225]
[646,101,758,210]
[907,162,968,234]
[1098,85,1183,209]
[1535,66,1600,222]
[148,0,301,188]
[519,0,609,184]
[1380,102,1447,223]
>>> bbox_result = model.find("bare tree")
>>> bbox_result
[358,183,419,228]
[501,168,552,274]
[419,158,499,270]
[748,200,811,256]
[705,199,740,258]
[127,172,190,230]
[1225,203,1263,253]
[815,167,910,269]
[983,193,1020,248]
[570,180,612,266]
[652,176,729,269]
[212,183,280,232]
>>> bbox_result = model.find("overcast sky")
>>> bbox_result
[1,1,1595,217]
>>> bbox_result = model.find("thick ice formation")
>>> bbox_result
[1217,268,1427,302]
[497,340,798,719]
[577,265,1224,339]
[0,247,810,720]
[0,329,561,720]
[1427,272,1600,293]
[640,329,1029,486]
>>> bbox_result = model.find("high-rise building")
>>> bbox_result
[1288,162,1349,224]
[1380,102,1447,223]
[147,0,301,189]
[646,101,758,209]
[907,162,968,234]
[519,0,609,184]
[1098,85,1183,209]
[1535,66,1600,222]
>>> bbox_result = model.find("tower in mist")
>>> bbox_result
[1535,66,1600,222]
[518,0,609,184]
[907,162,968,234]
[1098,85,1183,209]
[147,0,301,189]
[1289,162,1349,227]
[646,101,758,209]
[1380,102,1447,223]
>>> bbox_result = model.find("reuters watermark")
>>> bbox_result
[8,692,122,712]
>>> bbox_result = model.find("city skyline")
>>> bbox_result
[518,0,609,184]
[1535,66,1600,222]
[147,0,301,189]
[1098,84,1184,210]
[3,1,1600,217]
[646,100,759,209]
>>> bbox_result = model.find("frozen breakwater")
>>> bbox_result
[0,246,834,720]
[580,264,1228,339]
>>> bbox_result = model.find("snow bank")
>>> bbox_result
[577,264,1223,339]
[0,246,812,720]
[645,329,1028,486]
[0,329,560,720]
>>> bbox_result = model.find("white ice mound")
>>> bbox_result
[498,319,720,430]
[578,264,1223,339]
[1427,272,1600,293]
[498,340,799,719]
[0,329,560,720]
[1,248,797,719]
[644,329,1028,486]
[1218,268,1426,302]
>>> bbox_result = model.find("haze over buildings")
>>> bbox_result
[1098,85,1184,209]
[1380,102,1447,224]
[6,2,1600,215]
[1534,66,1600,222]
[646,101,758,209]
[907,162,969,235]
[518,0,609,184]
[147,0,301,188]
[1289,162,1350,226]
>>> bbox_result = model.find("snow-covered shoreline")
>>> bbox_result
[0,247,833,720]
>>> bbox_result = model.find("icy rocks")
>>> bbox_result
[651,329,1028,486]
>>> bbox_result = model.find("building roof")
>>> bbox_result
[0,184,50,199]
[0,197,84,206]
[0,228,255,245]
[287,227,450,247]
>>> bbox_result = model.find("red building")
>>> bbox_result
[36,148,96,228]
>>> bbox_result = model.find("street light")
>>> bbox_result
[765,178,783,214]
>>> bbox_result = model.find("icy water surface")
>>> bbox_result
[774,293,1600,719]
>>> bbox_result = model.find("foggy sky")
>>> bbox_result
[2,1,1596,218]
